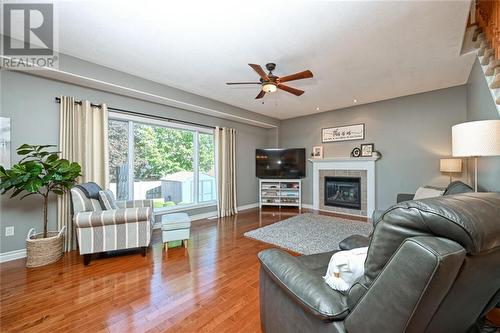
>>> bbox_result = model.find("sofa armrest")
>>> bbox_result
[116,199,153,209]
[258,249,349,321]
[74,207,152,228]
[339,235,370,250]
[345,236,465,333]
[396,193,415,203]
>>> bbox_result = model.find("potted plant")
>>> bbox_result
[0,144,81,267]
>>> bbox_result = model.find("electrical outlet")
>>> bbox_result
[5,226,14,237]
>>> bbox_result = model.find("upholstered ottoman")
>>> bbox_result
[161,213,191,251]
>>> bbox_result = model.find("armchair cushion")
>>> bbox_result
[71,187,102,213]
[75,182,102,200]
[74,207,152,228]
[258,248,349,321]
[98,190,118,210]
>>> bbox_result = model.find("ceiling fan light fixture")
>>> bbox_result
[228,63,312,99]
[262,82,277,93]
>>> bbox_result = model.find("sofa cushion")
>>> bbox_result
[443,180,473,195]
[414,186,444,200]
[396,193,415,203]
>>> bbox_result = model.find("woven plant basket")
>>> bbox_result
[25,226,66,268]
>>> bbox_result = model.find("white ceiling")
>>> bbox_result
[26,1,478,119]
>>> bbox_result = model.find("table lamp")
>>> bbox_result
[440,158,462,183]
[452,119,500,192]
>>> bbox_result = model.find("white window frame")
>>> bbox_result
[108,112,216,214]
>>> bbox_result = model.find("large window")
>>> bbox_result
[108,113,216,212]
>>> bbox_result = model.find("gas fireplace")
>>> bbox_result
[324,176,361,210]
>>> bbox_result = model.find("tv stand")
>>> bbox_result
[259,179,302,209]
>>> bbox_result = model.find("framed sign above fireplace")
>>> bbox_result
[322,123,364,143]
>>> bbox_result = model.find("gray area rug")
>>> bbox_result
[244,213,372,255]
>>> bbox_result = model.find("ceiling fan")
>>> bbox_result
[226,63,313,99]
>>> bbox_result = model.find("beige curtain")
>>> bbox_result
[215,127,237,217]
[57,96,109,251]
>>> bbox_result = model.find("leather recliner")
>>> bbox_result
[339,180,473,250]
[258,192,500,333]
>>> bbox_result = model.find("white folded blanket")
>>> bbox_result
[323,247,368,292]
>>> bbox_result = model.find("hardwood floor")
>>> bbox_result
[0,207,307,333]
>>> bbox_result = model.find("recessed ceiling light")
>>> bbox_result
[353,99,358,103]
[316,107,320,111]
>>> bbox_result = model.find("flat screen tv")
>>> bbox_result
[256,148,306,179]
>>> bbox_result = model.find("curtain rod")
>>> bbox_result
[55,96,102,108]
[54,97,216,130]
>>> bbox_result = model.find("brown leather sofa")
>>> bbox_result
[258,192,500,332]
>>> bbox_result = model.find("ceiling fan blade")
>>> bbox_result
[226,82,261,85]
[279,70,313,83]
[255,90,266,99]
[278,84,304,96]
[249,64,270,81]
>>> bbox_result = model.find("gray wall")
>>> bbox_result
[0,70,272,253]
[465,59,500,192]
[266,128,280,147]
[279,86,468,210]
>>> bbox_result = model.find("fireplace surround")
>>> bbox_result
[319,170,367,216]
[310,157,377,218]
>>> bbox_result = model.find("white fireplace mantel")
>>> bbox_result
[309,157,379,217]
[309,157,379,163]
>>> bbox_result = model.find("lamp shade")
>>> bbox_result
[452,120,500,157]
[440,158,462,173]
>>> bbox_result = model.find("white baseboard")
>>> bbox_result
[310,207,368,219]
[300,204,369,219]
[0,248,26,263]
[237,202,259,211]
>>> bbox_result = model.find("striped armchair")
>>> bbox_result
[71,183,153,265]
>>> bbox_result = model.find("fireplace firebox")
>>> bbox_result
[324,176,361,210]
